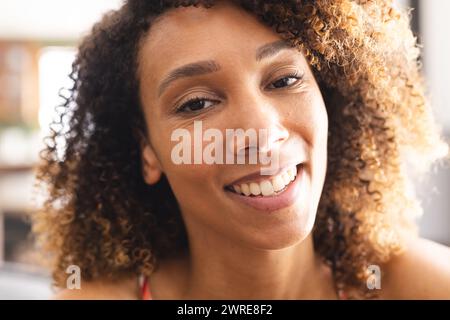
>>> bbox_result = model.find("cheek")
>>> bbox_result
[308,96,329,208]
[164,163,224,223]
[289,90,328,204]
[314,99,329,145]
[147,118,223,209]
[150,131,240,239]
[311,93,329,162]
[289,89,328,147]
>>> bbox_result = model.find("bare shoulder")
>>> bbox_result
[380,237,450,299]
[52,275,139,300]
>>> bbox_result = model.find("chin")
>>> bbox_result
[241,211,317,251]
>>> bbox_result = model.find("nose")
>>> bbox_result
[227,90,289,163]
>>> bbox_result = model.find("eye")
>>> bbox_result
[176,97,219,113]
[267,72,303,89]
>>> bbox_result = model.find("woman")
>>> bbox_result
[33,0,450,299]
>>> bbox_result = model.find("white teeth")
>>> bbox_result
[272,175,285,192]
[260,180,274,196]
[241,183,251,196]
[249,182,261,196]
[281,172,290,185]
[287,167,297,181]
[230,165,300,197]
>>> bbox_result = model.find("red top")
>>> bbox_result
[140,276,152,300]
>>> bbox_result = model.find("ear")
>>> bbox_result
[137,130,163,185]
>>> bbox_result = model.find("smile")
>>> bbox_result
[224,163,304,212]
[226,164,298,197]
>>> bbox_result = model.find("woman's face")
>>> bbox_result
[138,1,328,250]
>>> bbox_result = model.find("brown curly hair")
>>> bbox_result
[32,0,448,298]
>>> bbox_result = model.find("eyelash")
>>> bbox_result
[175,71,303,114]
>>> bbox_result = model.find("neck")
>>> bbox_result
[179,224,336,299]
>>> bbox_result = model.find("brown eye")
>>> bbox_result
[177,97,218,113]
[268,75,301,89]
[273,77,298,88]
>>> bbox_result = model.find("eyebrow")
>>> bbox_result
[255,39,293,62]
[157,39,293,97]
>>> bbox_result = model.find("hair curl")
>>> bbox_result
[32,0,448,298]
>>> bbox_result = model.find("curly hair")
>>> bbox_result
[32,0,448,298]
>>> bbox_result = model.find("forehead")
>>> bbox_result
[138,2,284,83]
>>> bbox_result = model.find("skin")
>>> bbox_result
[54,2,450,300]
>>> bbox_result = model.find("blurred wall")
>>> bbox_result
[416,0,450,245]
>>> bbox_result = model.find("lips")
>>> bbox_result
[224,163,305,212]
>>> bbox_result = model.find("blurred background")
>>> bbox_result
[0,0,448,299]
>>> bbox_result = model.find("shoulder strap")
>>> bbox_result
[139,275,152,300]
